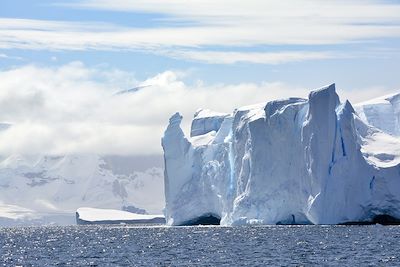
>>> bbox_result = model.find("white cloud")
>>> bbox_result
[67,0,400,25]
[63,0,400,43]
[2,0,400,64]
[1,17,399,51]
[0,53,23,60]
[164,50,337,64]
[0,62,396,156]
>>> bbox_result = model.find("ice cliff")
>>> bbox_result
[162,84,400,226]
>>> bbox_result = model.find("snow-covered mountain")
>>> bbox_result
[0,154,164,226]
[162,84,400,226]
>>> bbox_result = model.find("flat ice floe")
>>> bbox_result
[76,207,165,225]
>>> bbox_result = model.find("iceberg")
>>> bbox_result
[162,84,400,226]
[190,109,229,137]
[76,207,165,225]
[355,93,400,136]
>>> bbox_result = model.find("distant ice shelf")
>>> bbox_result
[162,83,400,226]
[76,207,165,225]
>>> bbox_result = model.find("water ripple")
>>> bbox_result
[1,225,400,266]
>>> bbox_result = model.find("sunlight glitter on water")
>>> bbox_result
[1,225,400,266]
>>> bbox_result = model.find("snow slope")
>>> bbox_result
[0,154,165,225]
[162,84,400,225]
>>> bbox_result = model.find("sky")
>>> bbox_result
[1,0,400,156]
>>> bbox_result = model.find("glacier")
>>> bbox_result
[0,154,165,226]
[162,84,400,226]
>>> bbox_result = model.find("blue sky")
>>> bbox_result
[2,0,400,88]
[1,0,400,155]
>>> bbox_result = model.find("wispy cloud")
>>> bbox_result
[0,62,396,156]
[64,0,400,43]
[0,53,23,61]
[164,50,338,64]
[65,0,400,25]
[2,0,400,64]
[0,18,346,64]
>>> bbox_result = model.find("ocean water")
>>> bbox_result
[1,225,400,266]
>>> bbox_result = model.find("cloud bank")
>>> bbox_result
[0,62,396,156]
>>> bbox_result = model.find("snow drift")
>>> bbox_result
[162,84,400,226]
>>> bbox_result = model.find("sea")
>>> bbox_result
[1,225,400,266]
